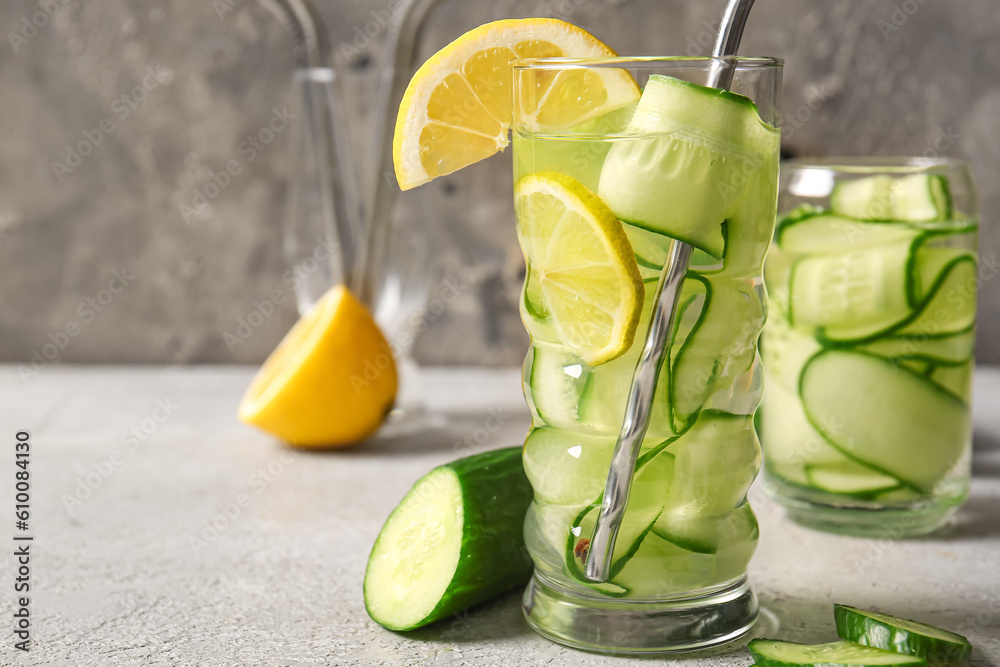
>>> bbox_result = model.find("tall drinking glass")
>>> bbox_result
[760,158,978,536]
[512,57,782,653]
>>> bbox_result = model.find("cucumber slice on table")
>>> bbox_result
[834,604,973,663]
[364,447,533,631]
[800,350,969,493]
[777,212,919,255]
[831,173,951,222]
[748,639,926,667]
[598,74,779,259]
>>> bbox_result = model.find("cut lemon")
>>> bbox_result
[238,285,397,448]
[515,172,643,365]
[393,18,640,190]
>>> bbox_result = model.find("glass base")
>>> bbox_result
[522,574,758,655]
[764,476,965,538]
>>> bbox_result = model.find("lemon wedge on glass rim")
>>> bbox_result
[392,18,641,190]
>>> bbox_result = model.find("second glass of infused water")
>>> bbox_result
[759,158,978,536]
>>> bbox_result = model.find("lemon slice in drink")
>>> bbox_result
[393,18,640,190]
[515,172,643,365]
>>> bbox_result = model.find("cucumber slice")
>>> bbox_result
[760,381,857,487]
[623,222,723,274]
[364,447,533,630]
[804,460,904,499]
[671,276,765,430]
[665,411,760,518]
[789,236,917,342]
[525,346,587,429]
[834,604,972,663]
[858,329,974,367]
[894,255,977,338]
[929,360,973,403]
[522,426,615,506]
[830,173,952,222]
[908,245,973,307]
[748,639,927,667]
[778,213,919,255]
[565,447,674,591]
[800,350,970,492]
[598,75,779,259]
[653,496,758,556]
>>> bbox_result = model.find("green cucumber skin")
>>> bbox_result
[749,638,927,667]
[834,604,972,663]
[368,447,533,630]
[813,254,977,346]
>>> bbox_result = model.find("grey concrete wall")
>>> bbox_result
[2,0,998,367]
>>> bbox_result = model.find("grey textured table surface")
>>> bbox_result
[1,365,998,666]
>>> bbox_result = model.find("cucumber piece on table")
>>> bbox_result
[748,638,926,666]
[777,212,919,255]
[800,350,969,493]
[834,604,972,663]
[831,173,951,222]
[598,74,779,259]
[364,447,533,631]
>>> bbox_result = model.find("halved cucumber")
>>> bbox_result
[777,212,919,255]
[623,222,722,273]
[804,460,903,499]
[834,604,972,663]
[800,350,970,493]
[364,447,533,631]
[789,236,918,342]
[598,74,779,259]
[748,639,926,666]
[830,173,951,222]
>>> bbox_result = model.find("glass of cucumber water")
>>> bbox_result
[512,57,782,653]
[760,158,978,536]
